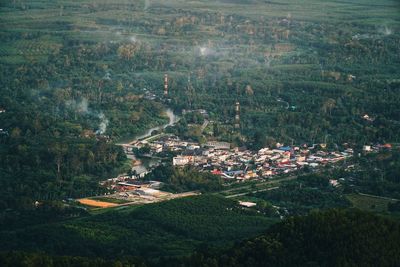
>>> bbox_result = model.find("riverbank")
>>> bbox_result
[117,108,179,146]
[117,107,179,175]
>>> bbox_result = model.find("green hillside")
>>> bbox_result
[176,209,400,267]
[1,209,399,266]
[0,195,277,259]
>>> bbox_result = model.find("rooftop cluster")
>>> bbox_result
[127,135,356,180]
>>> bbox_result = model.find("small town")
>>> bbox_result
[83,133,393,210]
[87,130,393,207]
[119,134,358,182]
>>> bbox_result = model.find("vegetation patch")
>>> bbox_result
[346,193,396,213]
[0,195,277,259]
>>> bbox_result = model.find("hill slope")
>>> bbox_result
[176,209,400,267]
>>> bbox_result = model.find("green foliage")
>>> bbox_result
[3,208,400,266]
[255,200,276,216]
[184,112,205,125]
[0,195,276,259]
[0,201,88,231]
[0,251,147,267]
[346,193,395,213]
[0,1,170,212]
[177,209,400,267]
[252,174,351,215]
[0,110,127,209]
[388,201,400,212]
[145,165,223,193]
[339,150,400,199]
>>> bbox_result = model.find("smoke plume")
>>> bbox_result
[65,98,89,113]
[96,112,109,135]
[65,98,109,135]
[144,0,150,10]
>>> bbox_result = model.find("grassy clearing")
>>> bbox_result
[346,193,397,213]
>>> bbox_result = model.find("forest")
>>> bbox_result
[338,150,400,199]
[0,195,277,260]
[250,174,351,216]
[173,209,400,267]
[1,208,399,267]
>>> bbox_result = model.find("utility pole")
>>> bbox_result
[163,74,168,97]
[187,72,194,108]
[235,101,240,130]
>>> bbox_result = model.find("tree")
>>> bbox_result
[322,98,336,115]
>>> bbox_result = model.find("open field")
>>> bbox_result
[346,193,398,213]
[79,188,200,209]
[91,196,132,204]
[77,198,119,208]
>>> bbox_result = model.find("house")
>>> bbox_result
[382,143,392,149]
[173,156,193,166]
[258,148,270,154]
[205,141,230,150]
[363,145,372,152]
[239,201,257,207]
[262,170,275,176]
[150,143,163,153]
[362,114,374,122]
[211,169,222,175]
[329,179,339,187]
[296,156,306,162]
[277,146,291,152]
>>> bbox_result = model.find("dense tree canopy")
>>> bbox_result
[175,209,400,267]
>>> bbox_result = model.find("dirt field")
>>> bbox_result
[79,190,200,210]
[77,198,120,208]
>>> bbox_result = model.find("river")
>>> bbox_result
[122,108,179,175]
[129,108,178,143]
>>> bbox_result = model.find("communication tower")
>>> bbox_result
[235,101,240,129]
[164,74,168,97]
[187,73,195,108]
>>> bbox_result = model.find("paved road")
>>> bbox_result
[226,186,280,198]
[89,191,200,210]
[358,193,400,202]
[219,175,298,196]
[201,119,209,132]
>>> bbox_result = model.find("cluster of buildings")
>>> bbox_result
[363,143,392,152]
[173,144,353,180]
[182,109,209,118]
[128,135,354,181]
[100,175,162,192]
